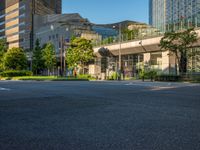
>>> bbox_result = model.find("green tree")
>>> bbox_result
[0,39,8,70]
[102,37,114,44]
[32,39,44,74]
[3,47,27,70]
[160,28,198,74]
[66,37,94,73]
[42,43,56,75]
[122,28,139,40]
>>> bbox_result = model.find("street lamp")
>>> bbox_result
[64,27,69,76]
[58,19,91,76]
[50,24,54,76]
[60,35,64,76]
[51,24,67,77]
[113,23,122,80]
[138,32,147,77]
[60,27,70,77]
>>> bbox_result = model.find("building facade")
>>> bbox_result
[33,0,62,15]
[149,0,166,32]
[34,14,98,55]
[0,0,62,50]
[91,30,200,80]
[150,0,200,32]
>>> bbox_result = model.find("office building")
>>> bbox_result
[149,0,200,32]
[149,0,166,32]
[0,0,62,50]
[166,0,200,31]
[34,13,100,55]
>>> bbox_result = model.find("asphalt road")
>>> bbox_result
[0,81,200,150]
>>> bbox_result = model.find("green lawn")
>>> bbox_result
[0,76,92,81]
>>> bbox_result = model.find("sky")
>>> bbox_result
[62,0,149,24]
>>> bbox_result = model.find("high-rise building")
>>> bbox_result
[149,0,200,32]
[149,0,166,32]
[0,0,62,50]
[166,0,200,31]
[33,0,62,15]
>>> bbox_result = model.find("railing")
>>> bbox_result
[93,27,200,48]
[93,31,164,48]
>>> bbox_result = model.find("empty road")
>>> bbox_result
[0,81,200,150]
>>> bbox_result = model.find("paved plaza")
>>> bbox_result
[0,81,200,150]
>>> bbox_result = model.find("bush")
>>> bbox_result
[77,74,91,79]
[3,47,28,70]
[139,70,158,81]
[146,70,157,81]
[0,70,33,77]
[139,70,145,81]
[179,73,200,82]
[155,75,180,81]
[109,72,118,80]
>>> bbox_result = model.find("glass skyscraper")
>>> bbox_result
[149,0,166,32]
[149,0,200,32]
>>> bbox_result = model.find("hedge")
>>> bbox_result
[155,75,180,81]
[139,70,158,81]
[0,70,33,77]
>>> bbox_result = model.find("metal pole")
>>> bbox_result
[175,54,177,75]
[60,36,63,76]
[63,37,67,77]
[118,23,122,80]
[195,17,198,28]
[138,54,140,75]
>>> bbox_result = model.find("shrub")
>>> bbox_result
[139,70,145,81]
[146,70,157,81]
[139,70,158,81]
[179,73,200,82]
[77,74,91,79]
[3,47,27,70]
[155,75,180,81]
[109,72,117,80]
[0,70,33,77]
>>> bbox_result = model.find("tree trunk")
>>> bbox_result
[142,76,144,82]
[81,62,85,74]
[179,52,187,75]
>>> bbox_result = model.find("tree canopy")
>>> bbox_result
[66,37,94,69]
[32,39,44,74]
[122,28,139,40]
[0,39,7,53]
[42,42,57,73]
[0,39,8,70]
[3,47,27,70]
[160,28,198,74]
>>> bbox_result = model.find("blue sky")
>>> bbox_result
[62,0,149,24]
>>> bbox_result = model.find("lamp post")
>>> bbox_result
[60,36,64,76]
[138,32,147,78]
[60,27,70,77]
[50,25,54,76]
[59,19,91,76]
[113,23,122,80]
[118,23,122,80]
[64,28,69,76]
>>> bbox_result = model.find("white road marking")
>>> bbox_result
[125,82,200,87]
[125,82,155,87]
[0,87,11,91]
[150,86,175,91]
